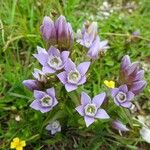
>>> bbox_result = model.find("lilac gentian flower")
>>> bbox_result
[40,15,73,50]
[112,120,129,131]
[75,92,110,127]
[120,55,146,95]
[40,16,57,45]
[30,88,58,113]
[87,36,109,59]
[77,21,98,48]
[46,120,61,135]
[111,84,135,108]
[33,46,69,74]
[22,68,47,91]
[57,59,90,92]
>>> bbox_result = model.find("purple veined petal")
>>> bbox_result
[39,106,52,113]
[51,130,57,135]
[77,62,91,75]
[95,109,110,119]
[37,46,47,54]
[121,55,131,70]
[92,92,106,108]
[48,46,60,56]
[57,71,67,84]
[130,80,147,95]
[33,52,49,66]
[125,62,139,76]
[126,91,134,101]
[81,92,91,105]
[34,90,45,99]
[65,83,77,92]
[42,66,56,74]
[78,76,86,85]
[57,126,61,132]
[113,98,120,106]
[30,100,41,111]
[119,84,128,93]
[121,101,132,108]
[61,51,70,62]
[46,87,55,97]
[112,120,129,131]
[134,70,144,81]
[75,105,84,116]
[84,116,95,127]
[99,40,108,48]
[64,58,76,72]
[111,88,119,97]
[22,80,39,91]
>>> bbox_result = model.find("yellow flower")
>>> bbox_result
[10,137,26,150]
[104,80,115,88]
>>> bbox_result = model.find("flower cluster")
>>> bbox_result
[23,15,146,134]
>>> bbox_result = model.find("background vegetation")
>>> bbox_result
[0,0,150,149]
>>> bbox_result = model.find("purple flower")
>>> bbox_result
[75,92,110,127]
[40,16,57,45]
[87,36,109,59]
[33,46,69,74]
[111,84,135,108]
[55,15,74,50]
[120,55,146,95]
[40,15,73,50]
[77,21,98,48]
[46,120,61,135]
[112,120,129,132]
[30,88,58,113]
[57,59,90,92]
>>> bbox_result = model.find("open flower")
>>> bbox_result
[112,120,129,132]
[111,84,135,108]
[57,59,90,92]
[104,80,115,88]
[120,55,146,95]
[75,92,110,127]
[10,137,26,150]
[33,46,69,74]
[46,120,61,135]
[40,15,74,50]
[87,36,109,59]
[30,88,58,113]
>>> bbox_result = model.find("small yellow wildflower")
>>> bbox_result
[104,80,115,88]
[10,137,26,150]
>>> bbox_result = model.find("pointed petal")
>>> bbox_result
[77,62,91,75]
[78,76,86,85]
[84,116,95,127]
[65,83,77,92]
[46,87,55,97]
[121,102,132,108]
[57,71,67,84]
[64,59,76,72]
[92,92,106,108]
[42,66,56,74]
[81,92,91,105]
[95,109,110,119]
[126,91,134,101]
[121,55,131,70]
[34,90,45,99]
[48,46,60,56]
[22,80,39,91]
[111,88,119,97]
[119,84,128,93]
[75,105,84,116]
[30,100,41,111]
[112,120,129,131]
[61,51,70,62]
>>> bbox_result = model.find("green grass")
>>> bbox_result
[0,0,150,149]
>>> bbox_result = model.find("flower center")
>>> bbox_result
[116,92,126,102]
[84,104,97,117]
[48,56,63,70]
[67,70,81,84]
[51,121,60,129]
[40,95,53,107]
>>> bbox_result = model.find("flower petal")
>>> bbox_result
[64,58,76,72]
[92,92,106,108]
[65,83,77,92]
[95,109,110,119]
[22,80,39,91]
[48,46,60,56]
[112,120,129,131]
[77,62,91,75]
[34,90,45,99]
[46,87,55,97]
[57,71,67,84]
[84,116,95,127]
[111,88,119,97]
[121,101,132,108]
[121,55,131,70]
[75,105,84,116]
[61,51,70,62]
[81,92,91,105]
[126,91,134,101]
[119,84,128,93]
[78,76,86,85]
[42,66,56,74]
